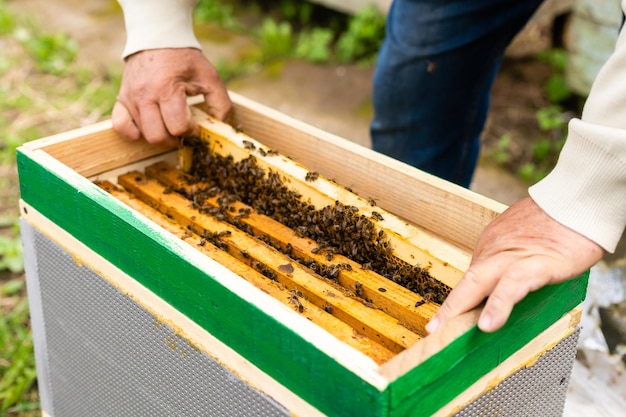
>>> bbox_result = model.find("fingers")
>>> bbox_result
[114,91,194,147]
[204,87,232,120]
[137,101,179,148]
[112,101,141,141]
[427,263,528,334]
[477,259,552,331]
[425,264,495,334]
[112,48,231,147]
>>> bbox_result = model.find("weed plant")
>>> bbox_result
[0,1,120,414]
[194,0,386,74]
[489,48,584,184]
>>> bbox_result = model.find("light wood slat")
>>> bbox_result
[146,161,439,335]
[34,119,174,178]
[118,172,421,353]
[97,180,397,364]
[220,92,507,253]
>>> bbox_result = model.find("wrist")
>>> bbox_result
[118,0,201,59]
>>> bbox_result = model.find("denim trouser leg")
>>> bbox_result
[371,0,544,187]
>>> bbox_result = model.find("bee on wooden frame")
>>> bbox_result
[305,171,319,182]
[242,140,256,151]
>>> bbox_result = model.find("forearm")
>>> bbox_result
[529,0,626,253]
[118,0,200,59]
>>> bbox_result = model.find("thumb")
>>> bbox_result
[425,266,495,333]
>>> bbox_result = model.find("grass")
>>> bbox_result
[0,279,38,417]
[0,1,120,414]
[195,0,385,76]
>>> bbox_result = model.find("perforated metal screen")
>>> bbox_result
[452,329,579,417]
[22,221,290,417]
[23,221,578,417]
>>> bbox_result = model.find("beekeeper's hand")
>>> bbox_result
[112,48,231,147]
[426,197,604,334]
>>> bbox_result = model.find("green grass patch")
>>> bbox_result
[0,280,38,416]
[0,3,121,415]
[194,0,386,80]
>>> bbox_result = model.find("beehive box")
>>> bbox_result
[18,93,587,417]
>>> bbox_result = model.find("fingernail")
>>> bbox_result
[478,313,492,332]
[425,317,439,334]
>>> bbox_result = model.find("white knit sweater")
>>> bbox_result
[118,0,200,58]
[529,2,626,253]
[118,0,626,253]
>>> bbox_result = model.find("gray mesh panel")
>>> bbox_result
[452,328,580,417]
[23,222,290,417]
[23,221,579,417]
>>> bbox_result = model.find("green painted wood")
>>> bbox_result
[387,272,588,417]
[18,145,587,417]
[17,149,387,417]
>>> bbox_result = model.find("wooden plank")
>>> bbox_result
[145,161,439,334]
[28,119,174,178]
[220,92,507,253]
[380,307,581,382]
[118,171,421,353]
[97,180,396,364]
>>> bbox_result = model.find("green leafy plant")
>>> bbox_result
[258,18,293,62]
[336,5,385,63]
[295,27,334,62]
[491,133,513,165]
[195,0,237,29]
[508,48,577,184]
[516,105,569,184]
[517,161,547,184]
[0,232,23,274]
[278,0,314,26]
[0,0,15,36]
[536,105,566,131]
[0,284,38,415]
[14,27,77,75]
[537,48,572,104]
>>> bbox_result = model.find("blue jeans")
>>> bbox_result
[371,0,544,187]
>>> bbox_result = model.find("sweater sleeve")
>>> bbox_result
[528,0,626,253]
[117,0,201,59]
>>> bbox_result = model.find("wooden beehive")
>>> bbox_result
[18,93,587,417]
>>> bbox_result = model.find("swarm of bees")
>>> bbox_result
[177,136,450,304]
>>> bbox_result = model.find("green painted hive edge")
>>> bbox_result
[16,148,388,417]
[386,271,588,417]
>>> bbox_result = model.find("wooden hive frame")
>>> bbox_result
[17,92,587,416]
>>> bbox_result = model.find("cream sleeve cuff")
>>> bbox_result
[529,119,626,253]
[118,0,201,59]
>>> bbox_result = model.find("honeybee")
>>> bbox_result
[242,140,256,151]
[305,171,319,182]
[371,211,384,221]
[354,281,363,297]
